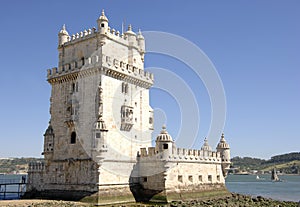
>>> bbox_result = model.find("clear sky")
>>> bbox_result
[0,1,299,159]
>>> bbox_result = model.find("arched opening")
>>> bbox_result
[71,131,76,144]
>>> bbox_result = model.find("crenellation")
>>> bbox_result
[28,162,45,172]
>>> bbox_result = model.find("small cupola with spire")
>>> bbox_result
[42,122,55,159]
[137,29,145,56]
[201,138,212,157]
[216,133,230,161]
[125,24,137,46]
[97,9,109,34]
[201,138,212,151]
[58,24,69,46]
[155,125,175,155]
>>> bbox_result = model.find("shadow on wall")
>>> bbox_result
[129,163,165,202]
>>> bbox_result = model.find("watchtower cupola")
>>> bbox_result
[97,9,109,34]
[201,138,212,151]
[216,133,231,177]
[155,125,175,155]
[58,24,69,46]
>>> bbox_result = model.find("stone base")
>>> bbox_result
[23,189,96,201]
[166,187,231,202]
[23,185,230,205]
[24,185,136,205]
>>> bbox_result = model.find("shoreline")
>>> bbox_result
[0,194,299,207]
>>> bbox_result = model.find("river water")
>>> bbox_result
[1,174,300,201]
[0,174,26,200]
[226,174,300,202]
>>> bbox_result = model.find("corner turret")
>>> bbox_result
[137,29,145,61]
[58,24,69,46]
[216,133,231,177]
[42,122,54,159]
[155,125,175,155]
[97,9,109,34]
[125,24,136,45]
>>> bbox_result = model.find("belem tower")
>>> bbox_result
[26,10,231,204]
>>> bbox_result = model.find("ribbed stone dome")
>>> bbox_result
[217,133,230,149]
[201,138,212,151]
[98,10,108,22]
[156,125,173,142]
[44,124,54,136]
[59,24,69,36]
[137,29,144,40]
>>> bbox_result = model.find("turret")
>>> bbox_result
[58,24,69,46]
[155,125,176,155]
[42,122,55,159]
[137,29,145,62]
[125,24,136,46]
[216,133,231,177]
[137,29,145,53]
[97,9,109,34]
[201,138,212,157]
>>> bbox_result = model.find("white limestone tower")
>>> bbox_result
[27,9,154,202]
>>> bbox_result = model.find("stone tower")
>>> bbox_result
[26,9,231,204]
[27,10,154,202]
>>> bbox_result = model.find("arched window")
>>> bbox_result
[71,131,76,144]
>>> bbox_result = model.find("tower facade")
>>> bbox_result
[26,10,154,202]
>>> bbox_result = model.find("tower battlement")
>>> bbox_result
[139,146,221,163]
[47,53,153,87]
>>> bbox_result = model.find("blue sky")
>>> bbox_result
[0,1,299,159]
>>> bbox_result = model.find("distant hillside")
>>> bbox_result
[231,152,300,174]
[0,157,43,174]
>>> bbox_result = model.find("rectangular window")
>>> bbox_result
[178,175,183,183]
[163,144,168,149]
[122,82,129,94]
[96,132,101,138]
[198,175,203,182]
[143,177,147,182]
[217,175,220,181]
[208,175,212,182]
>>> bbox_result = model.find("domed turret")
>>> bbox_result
[125,24,137,47]
[43,122,55,159]
[201,138,212,151]
[155,125,175,155]
[97,9,109,34]
[137,29,145,56]
[216,133,231,177]
[58,24,69,46]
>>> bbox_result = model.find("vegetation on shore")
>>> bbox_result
[0,158,43,174]
[230,152,300,174]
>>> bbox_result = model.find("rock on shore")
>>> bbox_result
[169,193,299,207]
[0,194,298,207]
